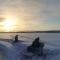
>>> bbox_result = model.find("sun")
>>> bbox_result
[1,16,26,32]
[3,20,13,28]
[2,18,16,32]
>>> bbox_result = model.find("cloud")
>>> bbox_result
[0,17,5,22]
[0,0,60,18]
[0,0,60,31]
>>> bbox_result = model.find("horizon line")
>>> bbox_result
[0,30,60,33]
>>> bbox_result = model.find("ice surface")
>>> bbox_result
[0,33,60,60]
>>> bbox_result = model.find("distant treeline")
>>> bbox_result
[0,31,60,33]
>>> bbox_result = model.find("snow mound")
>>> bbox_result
[0,41,17,60]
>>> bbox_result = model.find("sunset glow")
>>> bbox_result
[2,17,17,32]
[0,0,60,32]
[3,20,13,28]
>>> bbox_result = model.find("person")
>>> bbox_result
[27,37,44,56]
[14,35,19,42]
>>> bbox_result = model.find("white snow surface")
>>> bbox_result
[0,33,60,60]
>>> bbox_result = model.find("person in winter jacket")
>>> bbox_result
[27,37,44,56]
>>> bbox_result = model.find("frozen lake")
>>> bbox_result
[0,32,60,50]
[0,32,60,60]
[0,32,60,40]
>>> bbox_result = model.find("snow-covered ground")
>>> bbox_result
[0,33,60,60]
